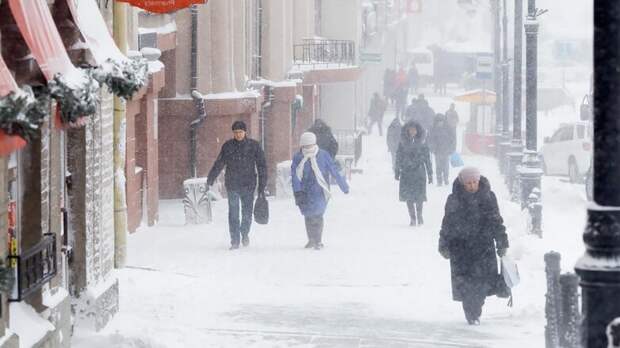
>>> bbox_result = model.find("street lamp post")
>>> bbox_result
[518,0,542,236]
[498,0,512,176]
[493,0,503,148]
[575,1,620,346]
[507,0,524,201]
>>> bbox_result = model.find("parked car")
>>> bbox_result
[541,122,592,183]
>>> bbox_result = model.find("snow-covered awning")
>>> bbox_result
[8,0,99,126]
[65,0,126,66]
[454,89,496,105]
[0,55,18,98]
[64,0,147,100]
[117,0,208,13]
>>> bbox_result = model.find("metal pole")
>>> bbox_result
[513,0,523,142]
[575,1,620,346]
[519,0,542,236]
[493,0,502,137]
[507,0,524,200]
[498,0,512,175]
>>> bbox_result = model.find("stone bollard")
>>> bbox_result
[559,273,581,348]
[527,188,543,238]
[182,177,212,224]
[607,318,620,348]
[545,251,562,348]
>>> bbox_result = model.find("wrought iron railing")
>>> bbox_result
[8,233,57,301]
[293,39,356,67]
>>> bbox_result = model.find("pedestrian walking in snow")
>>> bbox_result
[367,92,387,136]
[383,68,396,104]
[394,121,433,226]
[291,132,349,250]
[438,167,509,325]
[415,95,436,133]
[308,119,339,160]
[207,121,267,250]
[429,114,456,186]
[408,63,419,94]
[446,103,459,129]
[394,86,409,122]
[386,117,402,172]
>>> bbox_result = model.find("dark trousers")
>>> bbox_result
[305,215,324,244]
[406,201,424,225]
[435,154,450,185]
[367,118,383,136]
[462,293,485,322]
[228,190,254,246]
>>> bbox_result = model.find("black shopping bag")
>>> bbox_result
[254,193,269,225]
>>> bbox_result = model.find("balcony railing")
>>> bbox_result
[9,233,57,302]
[293,39,356,67]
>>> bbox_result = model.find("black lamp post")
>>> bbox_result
[498,0,512,176]
[518,0,542,236]
[506,0,524,201]
[493,0,502,142]
[575,1,620,346]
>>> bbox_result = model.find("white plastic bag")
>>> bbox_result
[501,256,520,288]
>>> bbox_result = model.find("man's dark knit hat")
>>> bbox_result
[232,121,247,131]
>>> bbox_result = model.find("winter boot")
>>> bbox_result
[304,240,315,249]
[229,244,240,250]
[242,235,250,247]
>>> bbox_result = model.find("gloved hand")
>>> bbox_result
[497,248,507,257]
[395,172,400,181]
[294,191,307,206]
[428,177,433,185]
[439,247,450,260]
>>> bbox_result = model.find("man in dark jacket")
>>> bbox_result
[415,95,436,133]
[429,114,457,186]
[207,121,267,250]
[367,92,387,136]
[438,167,509,325]
[446,103,459,129]
[308,119,339,160]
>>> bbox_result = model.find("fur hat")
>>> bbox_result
[458,167,481,183]
[299,132,317,147]
[231,121,247,131]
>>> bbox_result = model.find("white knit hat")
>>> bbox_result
[299,132,317,147]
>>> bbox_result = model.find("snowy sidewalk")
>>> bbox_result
[73,97,588,348]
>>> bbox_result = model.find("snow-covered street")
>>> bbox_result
[72,95,588,348]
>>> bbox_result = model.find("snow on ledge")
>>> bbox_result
[138,22,177,36]
[42,287,69,309]
[587,202,620,212]
[203,90,261,100]
[9,302,54,348]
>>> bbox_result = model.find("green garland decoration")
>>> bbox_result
[48,70,100,125]
[92,58,148,100]
[0,86,49,141]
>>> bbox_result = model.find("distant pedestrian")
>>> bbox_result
[413,95,435,133]
[446,103,459,129]
[394,121,433,226]
[404,97,420,123]
[207,121,267,250]
[394,86,408,121]
[383,68,396,104]
[292,132,349,250]
[386,117,402,171]
[429,114,456,186]
[308,119,339,160]
[408,63,419,94]
[367,92,387,136]
[438,167,509,325]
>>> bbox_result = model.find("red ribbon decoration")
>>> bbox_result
[116,0,207,14]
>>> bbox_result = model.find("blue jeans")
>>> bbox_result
[228,190,254,246]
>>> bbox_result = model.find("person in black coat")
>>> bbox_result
[207,121,267,250]
[429,113,457,186]
[438,167,509,325]
[308,119,339,160]
[395,121,433,226]
[386,117,402,171]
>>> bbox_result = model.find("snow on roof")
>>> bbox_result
[10,302,54,348]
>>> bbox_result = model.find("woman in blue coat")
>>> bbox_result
[291,132,349,250]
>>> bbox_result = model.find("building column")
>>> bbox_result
[507,0,524,201]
